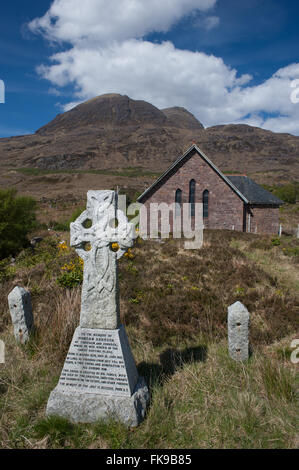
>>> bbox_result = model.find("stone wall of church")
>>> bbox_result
[139,150,279,237]
[139,149,244,235]
[247,205,280,235]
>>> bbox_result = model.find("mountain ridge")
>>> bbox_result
[0,93,298,185]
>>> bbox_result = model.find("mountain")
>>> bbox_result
[161,106,204,130]
[0,93,298,186]
[37,94,168,133]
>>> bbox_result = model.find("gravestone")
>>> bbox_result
[227,301,250,362]
[279,224,282,237]
[0,340,4,364]
[8,286,34,344]
[46,190,149,426]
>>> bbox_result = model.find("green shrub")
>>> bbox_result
[52,221,70,231]
[0,259,16,282]
[57,269,83,288]
[273,184,299,204]
[271,237,281,246]
[263,182,299,204]
[57,258,84,288]
[0,188,37,260]
[274,186,297,204]
[16,237,58,268]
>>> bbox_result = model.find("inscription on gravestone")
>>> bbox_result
[58,327,138,396]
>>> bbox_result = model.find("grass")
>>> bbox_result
[0,226,298,449]
[230,235,299,294]
[1,336,297,449]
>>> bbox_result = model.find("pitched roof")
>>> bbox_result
[137,144,249,204]
[137,144,283,206]
[227,176,283,205]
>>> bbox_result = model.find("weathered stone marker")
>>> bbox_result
[46,190,149,426]
[227,301,250,362]
[279,224,282,237]
[0,340,5,364]
[8,286,34,344]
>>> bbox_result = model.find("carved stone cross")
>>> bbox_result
[70,190,134,329]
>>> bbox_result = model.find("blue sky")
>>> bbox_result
[0,0,299,138]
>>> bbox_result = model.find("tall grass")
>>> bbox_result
[0,229,298,449]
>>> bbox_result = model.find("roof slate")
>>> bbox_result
[227,176,283,205]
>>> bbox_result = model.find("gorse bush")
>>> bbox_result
[57,259,84,288]
[263,182,299,204]
[0,188,37,260]
[273,184,298,204]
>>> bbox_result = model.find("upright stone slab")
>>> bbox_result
[0,340,5,364]
[46,190,149,426]
[8,286,34,344]
[227,301,250,362]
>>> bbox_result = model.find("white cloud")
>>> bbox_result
[30,0,299,135]
[194,15,220,30]
[48,87,62,96]
[39,40,248,109]
[204,16,220,30]
[29,0,217,44]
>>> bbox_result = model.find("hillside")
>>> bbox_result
[0,93,298,199]
[0,227,298,448]
[203,124,299,182]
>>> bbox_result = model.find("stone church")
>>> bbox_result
[137,144,283,235]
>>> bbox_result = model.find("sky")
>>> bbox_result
[0,0,299,138]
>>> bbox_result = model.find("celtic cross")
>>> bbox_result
[70,190,134,329]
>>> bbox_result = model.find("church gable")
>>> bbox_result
[138,145,248,205]
[139,145,246,232]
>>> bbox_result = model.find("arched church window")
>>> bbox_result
[189,179,196,217]
[203,190,209,218]
[175,189,182,217]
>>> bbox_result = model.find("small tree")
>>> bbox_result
[0,188,37,259]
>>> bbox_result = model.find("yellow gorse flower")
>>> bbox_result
[124,248,135,259]
[61,258,84,273]
[57,241,69,254]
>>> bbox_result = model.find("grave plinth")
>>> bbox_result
[46,191,149,426]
